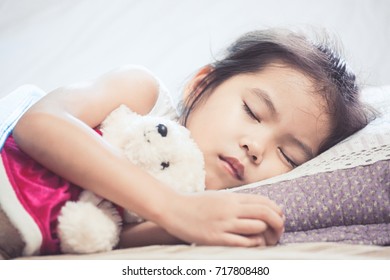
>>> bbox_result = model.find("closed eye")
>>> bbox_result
[243,102,260,123]
[278,148,298,168]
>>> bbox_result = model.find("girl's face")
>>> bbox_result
[185,64,331,190]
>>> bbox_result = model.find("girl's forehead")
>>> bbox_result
[233,64,317,95]
[229,66,331,148]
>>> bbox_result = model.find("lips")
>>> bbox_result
[219,156,245,181]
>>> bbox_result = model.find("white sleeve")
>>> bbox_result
[148,79,179,121]
[0,85,46,150]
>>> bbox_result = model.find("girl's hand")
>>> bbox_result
[159,192,284,247]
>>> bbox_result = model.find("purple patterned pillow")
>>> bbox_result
[236,160,390,245]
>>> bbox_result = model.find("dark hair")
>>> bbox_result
[179,28,374,154]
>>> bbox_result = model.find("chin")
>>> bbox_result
[205,179,235,191]
[205,178,222,190]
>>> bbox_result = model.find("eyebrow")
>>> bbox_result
[249,88,315,161]
[250,88,278,118]
[286,134,315,161]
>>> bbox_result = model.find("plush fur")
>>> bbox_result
[57,191,122,254]
[58,105,205,254]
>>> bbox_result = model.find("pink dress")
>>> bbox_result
[0,134,83,255]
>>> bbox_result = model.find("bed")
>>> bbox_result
[0,0,389,260]
[15,85,390,260]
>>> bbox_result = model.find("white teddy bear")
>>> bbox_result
[57,105,206,254]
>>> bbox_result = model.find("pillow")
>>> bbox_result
[232,85,390,245]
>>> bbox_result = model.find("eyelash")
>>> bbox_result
[242,102,260,122]
[243,102,298,168]
[278,148,298,168]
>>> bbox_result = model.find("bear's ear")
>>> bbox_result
[183,65,213,100]
[117,104,142,119]
[177,125,191,137]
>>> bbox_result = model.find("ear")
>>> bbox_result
[183,65,213,99]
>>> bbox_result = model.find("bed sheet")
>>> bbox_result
[18,243,390,260]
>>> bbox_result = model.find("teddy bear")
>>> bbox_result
[57,105,206,254]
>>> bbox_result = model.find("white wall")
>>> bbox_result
[0,0,389,98]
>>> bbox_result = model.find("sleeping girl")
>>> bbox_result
[0,28,371,258]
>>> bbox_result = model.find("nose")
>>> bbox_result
[242,142,263,165]
[157,124,168,137]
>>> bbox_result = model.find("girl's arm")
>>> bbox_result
[119,221,282,248]
[119,222,183,248]
[13,65,172,222]
[13,65,284,247]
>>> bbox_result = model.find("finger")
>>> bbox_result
[217,233,267,247]
[263,228,282,246]
[235,193,284,216]
[245,235,266,247]
[238,204,285,233]
[227,219,268,235]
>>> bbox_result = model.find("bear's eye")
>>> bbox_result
[161,161,170,170]
[157,124,168,137]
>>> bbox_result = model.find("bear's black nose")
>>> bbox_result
[161,161,170,170]
[157,124,168,137]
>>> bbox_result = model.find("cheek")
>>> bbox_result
[247,157,291,183]
[189,110,235,143]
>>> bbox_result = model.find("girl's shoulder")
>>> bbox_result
[108,65,160,110]
[110,65,179,121]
